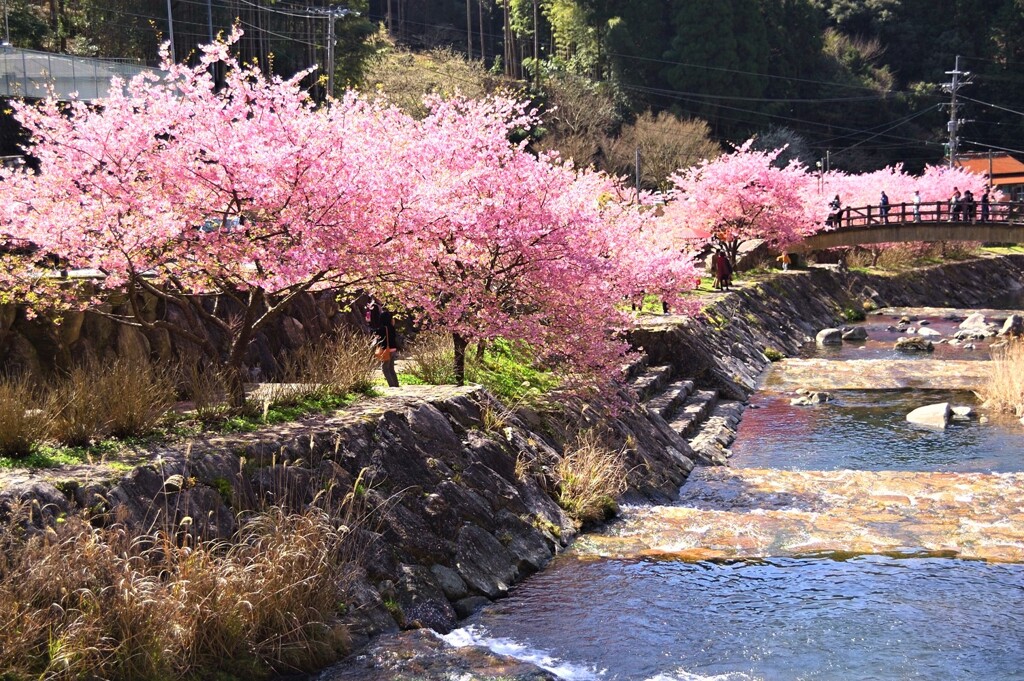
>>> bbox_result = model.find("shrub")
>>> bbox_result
[841,306,866,322]
[0,375,47,457]
[980,339,1024,416]
[174,352,233,422]
[554,429,628,526]
[407,331,457,385]
[764,347,785,362]
[280,329,379,402]
[46,354,176,446]
[0,503,352,680]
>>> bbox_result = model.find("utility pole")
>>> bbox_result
[466,0,472,59]
[165,0,175,62]
[311,6,353,101]
[943,55,972,168]
[533,0,539,87]
[3,0,10,46]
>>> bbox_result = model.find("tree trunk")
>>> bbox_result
[475,340,486,363]
[453,333,469,386]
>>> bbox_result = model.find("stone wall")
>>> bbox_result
[630,254,1024,400]
[0,289,358,380]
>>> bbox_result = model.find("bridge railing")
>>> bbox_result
[826,200,1024,230]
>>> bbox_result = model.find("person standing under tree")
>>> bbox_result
[981,189,990,222]
[365,298,400,388]
[913,190,921,222]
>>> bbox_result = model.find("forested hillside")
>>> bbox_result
[7,0,1024,173]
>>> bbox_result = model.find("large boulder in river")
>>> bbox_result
[960,312,987,330]
[917,327,941,337]
[841,326,868,341]
[907,402,951,429]
[816,328,843,345]
[999,314,1024,337]
[895,336,934,352]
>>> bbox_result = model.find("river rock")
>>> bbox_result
[952,406,974,420]
[907,402,951,429]
[313,628,558,681]
[960,312,987,329]
[791,391,831,406]
[895,336,934,352]
[917,327,941,337]
[816,328,843,345]
[841,326,868,341]
[999,314,1024,337]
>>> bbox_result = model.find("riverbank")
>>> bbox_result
[1,254,1022,679]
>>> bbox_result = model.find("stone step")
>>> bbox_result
[621,354,649,382]
[688,400,745,465]
[645,379,696,420]
[629,364,674,402]
[666,389,718,439]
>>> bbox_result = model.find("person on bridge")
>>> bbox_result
[964,190,976,222]
[913,190,921,222]
[981,189,990,222]
[827,195,842,227]
[879,191,890,223]
[950,188,962,221]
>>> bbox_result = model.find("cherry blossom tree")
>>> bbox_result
[0,34,394,408]
[373,96,698,386]
[661,142,818,268]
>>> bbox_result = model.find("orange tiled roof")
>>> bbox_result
[957,154,1024,184]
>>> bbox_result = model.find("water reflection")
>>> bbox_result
[732,389,1022,472]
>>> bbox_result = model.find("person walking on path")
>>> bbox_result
[879,191,890,223]
[365,298,400,388]
[776,252,791,271]
[715,249,733,291]
[981,189,990,222]
[913,190,921,222]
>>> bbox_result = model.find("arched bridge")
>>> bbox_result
[799,200,1024,250]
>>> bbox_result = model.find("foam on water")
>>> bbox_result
[441,625,603,680]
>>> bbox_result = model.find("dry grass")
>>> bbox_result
[0,502,352,680]
[280,329,378,402]
[407,330,458,385]
[980,339,1024,416]
[46,354,176,446]
[554,429,629,526]
[174,353,233,421]
[0,375,47,457]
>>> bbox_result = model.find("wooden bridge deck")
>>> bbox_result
[801,200,1024,250]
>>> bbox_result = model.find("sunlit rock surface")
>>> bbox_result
[572,467,1024,563]
[766,358,990,391]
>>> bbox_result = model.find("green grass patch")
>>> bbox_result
[982,244,1024,255]
[220,393,358,434]
[470,339,560,402]
[0,445,87,469]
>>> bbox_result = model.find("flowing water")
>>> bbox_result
[443,308,1024,680]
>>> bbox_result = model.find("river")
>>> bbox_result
[441,306,1024,680]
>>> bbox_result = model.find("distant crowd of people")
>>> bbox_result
[826,187,994,226]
